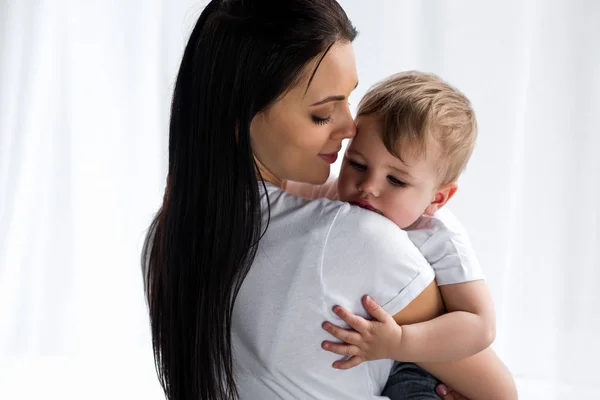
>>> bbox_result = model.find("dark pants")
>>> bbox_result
[382,362,441,399]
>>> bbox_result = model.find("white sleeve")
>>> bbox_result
[410,208,485,286]
[320,203,435,320]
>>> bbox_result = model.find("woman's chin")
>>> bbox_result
[291,165,330,185]
[312,168,331,184]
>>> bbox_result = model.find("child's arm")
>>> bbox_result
[419,347,517,400]
[391,210,495,362]
[393,279,496,362]
[396,292,515,400]
[322,282,495,364]
[323,294,516,400]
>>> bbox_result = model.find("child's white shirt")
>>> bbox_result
[287,179,484,286]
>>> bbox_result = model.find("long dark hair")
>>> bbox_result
[142,1,357,399]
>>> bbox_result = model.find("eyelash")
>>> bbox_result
[349,160,366,171]
[348,160,407,187]
[311,115,333,125]
[387,176,407,187]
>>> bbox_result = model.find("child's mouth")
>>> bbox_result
[350,200,382,215]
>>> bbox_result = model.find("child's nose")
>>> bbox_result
[358,176,380,197]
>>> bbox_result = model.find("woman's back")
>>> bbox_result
[233,184,434,399]
[143,2,439,397]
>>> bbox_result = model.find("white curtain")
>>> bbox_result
[1,1,598,398]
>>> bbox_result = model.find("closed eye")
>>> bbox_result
[348,160,366,171]
[387,175,407,187]
[311,115,333,125]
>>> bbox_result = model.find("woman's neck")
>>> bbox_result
[254,157,286,189]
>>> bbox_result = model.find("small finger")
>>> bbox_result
[436,383,449,396]
[332,305,368,333]
[362,295,391,323]
[322,322,362,345]
[436,384,465,400]
[332,356,364,370]
[321,341,360,357]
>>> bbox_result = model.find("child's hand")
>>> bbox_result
[436,384,471,400]
[321,295,403,370]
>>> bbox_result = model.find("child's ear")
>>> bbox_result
[424,182,458,216]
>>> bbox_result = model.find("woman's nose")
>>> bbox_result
[332,105,356,140]
[343,122,357,139]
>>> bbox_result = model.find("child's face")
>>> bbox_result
[337,115,456,229]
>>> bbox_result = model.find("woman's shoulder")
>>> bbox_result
[262,182,348,229]
[263,184,434,315]
[321,202,435,318]
[269,185,391,227]
[263,183,404,241]
[330,202,411,243]
[263,182,420,242]
[323,203,434,277]
[265,181,342,208]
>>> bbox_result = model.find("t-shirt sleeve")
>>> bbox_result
[320,204,435,319]
[410,208,485,286]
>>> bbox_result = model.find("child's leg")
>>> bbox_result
[382,362,441,399]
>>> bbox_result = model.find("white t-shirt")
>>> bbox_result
[406,208,484,285]
[288,180,484,286]
[232,182,435,399]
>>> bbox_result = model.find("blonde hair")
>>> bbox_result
[357,71,477,184]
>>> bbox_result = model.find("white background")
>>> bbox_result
[1,0,599,398]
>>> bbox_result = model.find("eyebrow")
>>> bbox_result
[309,81,359,107]
[310,95,346,106]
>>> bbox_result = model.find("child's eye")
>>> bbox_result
[349,160,366,171]
[388,176,407,187]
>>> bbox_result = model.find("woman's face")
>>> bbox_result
[250,41,358,185]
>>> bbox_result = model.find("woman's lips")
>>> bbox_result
[318,152,338,164]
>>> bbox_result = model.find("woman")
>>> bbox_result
[142,1,515,399]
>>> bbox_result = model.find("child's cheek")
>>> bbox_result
[385,200,413,230]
